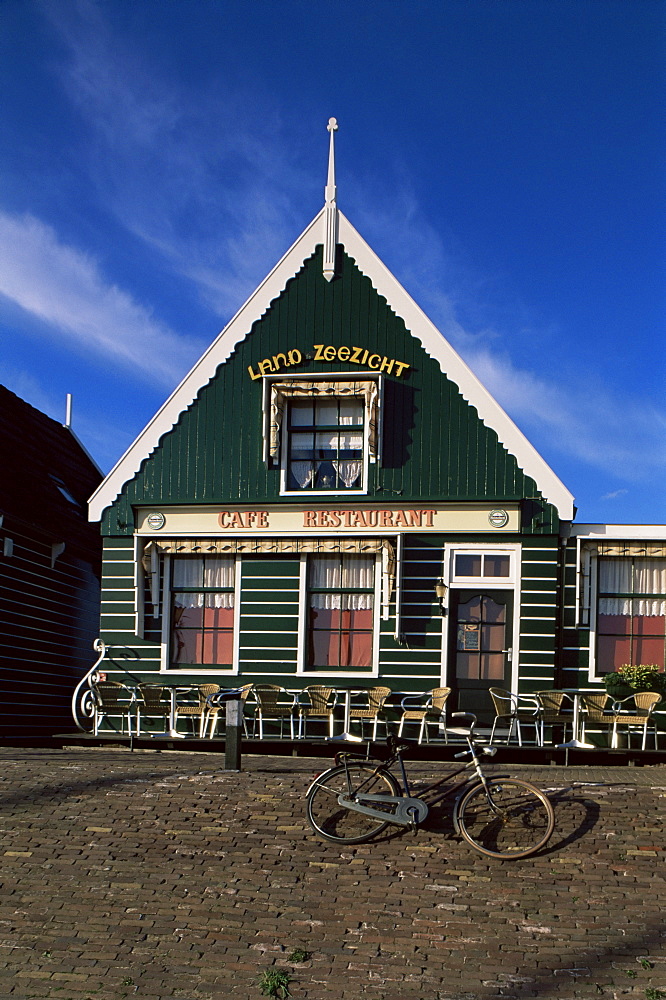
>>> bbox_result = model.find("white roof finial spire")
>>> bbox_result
[323,117,339,281]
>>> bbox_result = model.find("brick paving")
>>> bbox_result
[0,747,665,1000]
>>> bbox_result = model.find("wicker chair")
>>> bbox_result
[535,690,574,745]
[348,686,391,740]
[136,684,172,735]
[489,687,541,746]
[92,681,137,736]
[579,692,611,744]
[298,686,338,739]
[205,683,255,739]
[174,684,220,737]
[253,684,297,739]
[398,687,451,744]
[611,691,661,750]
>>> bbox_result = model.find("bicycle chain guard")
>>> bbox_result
[337,793,429,827]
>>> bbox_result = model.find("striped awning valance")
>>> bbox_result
[144,536,389,556]
[142,536,396,620]
[596,542,666,557]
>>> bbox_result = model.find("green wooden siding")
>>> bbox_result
[518,539,560,694]
[98,534,566,693]
[102,246,556,534]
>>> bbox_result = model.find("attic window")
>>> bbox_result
[50,475,79,507]
[265,379,380,494]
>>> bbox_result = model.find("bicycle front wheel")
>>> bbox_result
[307,763,400,844]
[457,778,554,859]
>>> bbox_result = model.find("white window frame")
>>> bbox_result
[587,550,666,681]
[279,392,369,496]
[159,554,242,675]
[441,543,521,691]
[296,552,381,678]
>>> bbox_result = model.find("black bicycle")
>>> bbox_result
[306,713,555,859]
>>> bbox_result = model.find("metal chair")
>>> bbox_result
[91,681,137,736]
[348,686,391,740]
[611,691,661,750]
[253,684,297,739]
[174,684,220,737]
[298,686,338,739]
[205,683,254,739]
[534,690,574,745]
[489,687,541,746]
[136,685,172,735]
[398,687,451,744]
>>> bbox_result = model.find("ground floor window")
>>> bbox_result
[307,554,374,669]
[597,557,666,671]
[171,556,235,666]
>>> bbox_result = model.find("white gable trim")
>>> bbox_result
[89,209,574,521]
[89,211,325,521]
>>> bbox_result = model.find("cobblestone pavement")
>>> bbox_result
[0,747,665,1000]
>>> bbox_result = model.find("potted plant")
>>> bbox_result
[603,664,666,702]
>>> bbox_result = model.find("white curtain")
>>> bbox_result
[310,555,374,610]
[291,461,317,488]
[599,558,666,616]
[172,556,235,610]
[333,460,362,487]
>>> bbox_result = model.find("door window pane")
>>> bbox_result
[455,554,482,577]
[485,555,510,577]
[455,596,507,680]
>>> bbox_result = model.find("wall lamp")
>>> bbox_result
[434,579,448,616]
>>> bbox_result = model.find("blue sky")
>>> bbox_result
[0,0,664,524]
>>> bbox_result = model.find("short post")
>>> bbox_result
[224,695,243,771]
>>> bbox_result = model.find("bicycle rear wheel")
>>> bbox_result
[457,778,554,859]
[307,763,400,844]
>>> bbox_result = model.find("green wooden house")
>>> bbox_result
[87,122,664,736]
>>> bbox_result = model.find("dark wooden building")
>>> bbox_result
[0,387,102,738]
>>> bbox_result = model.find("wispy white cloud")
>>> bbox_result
[0,210,202,387]
[27,1,666,496]
[463,347,666,480]
[43,0,312,318]
[601,489,629,501]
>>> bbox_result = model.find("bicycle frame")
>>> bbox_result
[323,726,501,832]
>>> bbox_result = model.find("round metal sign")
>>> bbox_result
[146,512,166,530]
[488,508,509,528]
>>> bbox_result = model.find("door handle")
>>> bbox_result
[502,648,513,662]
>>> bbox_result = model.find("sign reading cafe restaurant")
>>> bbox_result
[138,505,517,535]
[87,121,665,736]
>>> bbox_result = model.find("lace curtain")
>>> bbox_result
[599,558,666,616]
[172,556,235,610]
[310,555,375,611]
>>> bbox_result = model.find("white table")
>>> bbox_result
[556,690,596,749]
[143,684,198,739]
